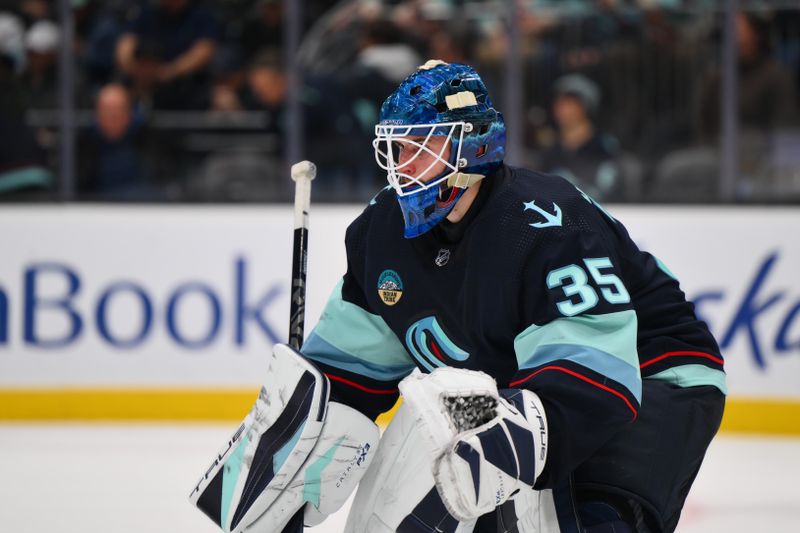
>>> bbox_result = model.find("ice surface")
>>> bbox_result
[0,424,796,532]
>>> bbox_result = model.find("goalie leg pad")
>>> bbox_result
[189,343,329,533]
[483,487,566,533]
[245,400,380,531]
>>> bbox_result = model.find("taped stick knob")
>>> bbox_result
[291,160,317,182]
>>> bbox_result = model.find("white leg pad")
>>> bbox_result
[190,344,329,533]
[245,401,380,530]
[510,487,563,533]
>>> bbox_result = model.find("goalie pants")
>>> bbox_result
[474,380,725,533]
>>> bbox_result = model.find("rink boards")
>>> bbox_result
[1,205,799,434]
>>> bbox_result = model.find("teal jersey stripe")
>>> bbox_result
[517,343,642,402]
[302,279,414,376]
[515,310,641,399]
[646,364,728,395]
[654,255,678,281]
[303,332,413,380]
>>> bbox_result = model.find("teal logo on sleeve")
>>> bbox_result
[523,200,562,228]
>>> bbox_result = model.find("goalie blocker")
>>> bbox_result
[190,344,379,532]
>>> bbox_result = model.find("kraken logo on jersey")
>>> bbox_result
[405,316,470,371]
[377,269,404,306]
[523,200,563,229]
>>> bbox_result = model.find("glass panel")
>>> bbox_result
[0,2,60,201]
[70,0,289,202]
[517,0,800,203]
[3,0,799,204]
[733,5,800,201]
[5,0,295,203]
[297,0,510,203]
[515,0,723,203]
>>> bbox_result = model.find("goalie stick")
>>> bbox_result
[189,161,318,533]
[282,160,317,533]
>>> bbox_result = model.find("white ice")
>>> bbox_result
[0,424,797,532]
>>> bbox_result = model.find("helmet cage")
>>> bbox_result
[373,121,469,197]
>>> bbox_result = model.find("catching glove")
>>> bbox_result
[400,368,549,522]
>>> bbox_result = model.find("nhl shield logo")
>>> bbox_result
[435,248,450,267]
[377,270,403,306]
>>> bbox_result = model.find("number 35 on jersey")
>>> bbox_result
[547,257,631,316]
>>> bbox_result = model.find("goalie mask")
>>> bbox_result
[374,60,506,238]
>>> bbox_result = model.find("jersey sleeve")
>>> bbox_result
[511,224,641,489]
[301,208,415,421]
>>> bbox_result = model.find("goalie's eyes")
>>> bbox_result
[392,138,426,152]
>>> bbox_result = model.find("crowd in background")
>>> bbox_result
[0,0,798,203]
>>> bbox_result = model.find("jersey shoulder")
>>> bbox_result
[486,166,607,243]
[345,185,401,256]
[465,167,611,279]
[367,185,397,211]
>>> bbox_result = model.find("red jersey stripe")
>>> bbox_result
[510,365,638,420]
[640,351,724,369]
[325,373,399,395]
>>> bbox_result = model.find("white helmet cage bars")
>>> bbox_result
[373,121,474,197]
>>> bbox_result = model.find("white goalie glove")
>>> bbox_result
[400,368,549,522]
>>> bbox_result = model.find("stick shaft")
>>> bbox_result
[289,226,308,350]
[285,163,314,532]
[289,172,313,350]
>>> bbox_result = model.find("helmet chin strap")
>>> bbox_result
[447,172,485,189]
[436,172,484,202]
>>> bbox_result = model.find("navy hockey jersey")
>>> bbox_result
[301,165,726,488]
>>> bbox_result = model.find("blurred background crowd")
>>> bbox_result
[0,0,798,204]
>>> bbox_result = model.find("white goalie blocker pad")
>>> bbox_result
[189,344,379,532]
[346,368,561,533]
[344,394,477,533]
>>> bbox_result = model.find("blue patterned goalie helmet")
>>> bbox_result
[373,60,506,238]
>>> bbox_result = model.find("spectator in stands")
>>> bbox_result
[736,11,796,130]
[209,45,375,199]
[356,19,421,87]
[22,19,59,108]
[200,50,289,202]
[239,0,283,66]
[241,50,286,114]
[426,21,472,65]
[81,1,127,93]
[696,11,797,199]
[699,11,796,140]
[0,11,53,197]
[208,49,288,151]
[78,83,154,199]
[115,0,220,109]
[538,73,623,201]
[17,0,51,26]
[0,11,25,74]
